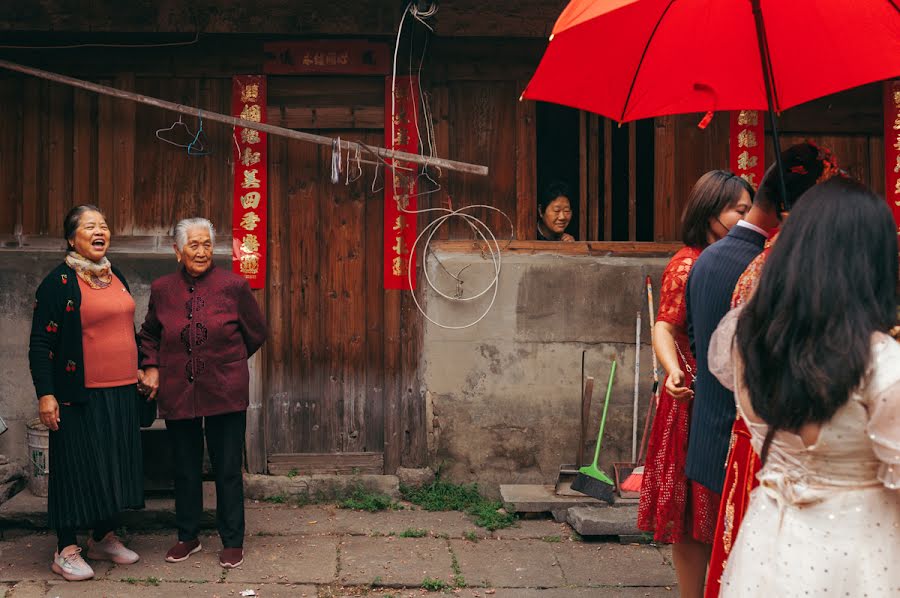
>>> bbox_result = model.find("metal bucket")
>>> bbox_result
[25,418,49,497]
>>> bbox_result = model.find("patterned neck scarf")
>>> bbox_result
[65,250,113,289]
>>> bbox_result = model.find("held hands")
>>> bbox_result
[38,395,60,431]
[665,369,694,401]
[137,367,160,400]
[560,233,575,242]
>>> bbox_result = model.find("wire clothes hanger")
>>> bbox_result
[155,114,195,148]
[187,112,211,156]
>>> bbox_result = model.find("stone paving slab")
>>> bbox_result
[0,534,113,582]
[452,588,676,597]
[226,535,337,585]
[5,580,318,597]
[555,543,676,587]
[104,534,223,584]
[490,518,570,540]
[331,508,486,539]
[338,536,453,587]
[450,538,565,588]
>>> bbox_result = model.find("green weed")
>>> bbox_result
[338,485,399,512]
[122,577,161,586]
[399,528,428,538]
[542,535,562,543]
[421,577,450,591]
[401,480,517,530]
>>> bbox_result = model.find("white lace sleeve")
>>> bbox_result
[866,335,900,489]
[708,307,743,392]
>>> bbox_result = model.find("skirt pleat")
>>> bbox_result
[48,385,144,530]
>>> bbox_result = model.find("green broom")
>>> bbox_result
[571,360,617,504]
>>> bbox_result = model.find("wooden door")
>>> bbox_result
[266,129,387,474]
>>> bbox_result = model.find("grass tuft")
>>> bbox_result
[338,485,400,512]
[401,480,517,531]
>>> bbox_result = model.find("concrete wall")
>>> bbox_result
[421,250,669,496]
[0,252,227,469]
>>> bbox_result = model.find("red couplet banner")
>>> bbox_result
[885,80,900,242]
[729,110,765,191]
[384,76,420,291]
[231,76,268,289]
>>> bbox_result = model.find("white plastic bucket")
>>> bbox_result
[25,418,49,497]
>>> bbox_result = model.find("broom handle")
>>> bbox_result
[590,360,617,467]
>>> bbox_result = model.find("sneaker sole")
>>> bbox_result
[165,542,202,563]
[220,558,243,569]
[51,561,94,581]
[86,549,141,565]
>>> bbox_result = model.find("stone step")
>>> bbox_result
[566,505,640,537]
[500,484,637,523]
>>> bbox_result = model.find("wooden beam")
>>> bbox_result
[515,81,537,241]
[653,116,677,242]
[628,122,637,242]
[588,113,600,241]
[267,452,384,475]
[578,111,588,242]
[0,58,489,177]
[431,239,682,257]
[603,119,613,241]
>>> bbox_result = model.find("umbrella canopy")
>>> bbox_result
[523,0,900,122]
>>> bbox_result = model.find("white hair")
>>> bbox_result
[174,217,216,250]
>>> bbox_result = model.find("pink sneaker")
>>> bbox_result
[52,545,95,581]
[87,531,140,564]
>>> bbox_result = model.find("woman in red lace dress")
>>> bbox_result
[638,170,753,598]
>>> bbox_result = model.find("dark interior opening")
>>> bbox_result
[536,102,580,240]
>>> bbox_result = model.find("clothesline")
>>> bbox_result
[0,58,489,177]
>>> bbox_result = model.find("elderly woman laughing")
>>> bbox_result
[138,217,266,569]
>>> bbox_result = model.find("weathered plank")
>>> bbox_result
[268,452,384,476]
[71,88,95,207]
[587,113,601,241]
[0,77,20,235]
[603,118,613,241]
[383,288,402,473]
[431,240,682,257]
[112,73,135,235]
[653,116,677,242]
[628,122,637,242]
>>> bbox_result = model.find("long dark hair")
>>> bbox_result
[736,178,898,461]
[681,170,753,248]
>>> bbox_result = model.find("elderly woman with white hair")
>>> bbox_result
[138,217,266,569]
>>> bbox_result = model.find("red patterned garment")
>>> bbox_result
[704,238,774,598]
[638,246,721,544]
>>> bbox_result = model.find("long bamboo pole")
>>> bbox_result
[0,58,489,177]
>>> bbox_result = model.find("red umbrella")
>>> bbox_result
[523,0,900,205]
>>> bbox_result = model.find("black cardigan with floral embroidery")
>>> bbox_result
[28,261,133,405]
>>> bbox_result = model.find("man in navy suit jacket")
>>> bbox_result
[685,142,828,495]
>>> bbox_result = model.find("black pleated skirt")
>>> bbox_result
[48,385,145,530]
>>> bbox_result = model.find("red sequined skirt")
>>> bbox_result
[637,377,720,544]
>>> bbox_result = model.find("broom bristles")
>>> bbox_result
[619,466,644,493]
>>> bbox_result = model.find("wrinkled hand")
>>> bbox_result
[38,395,60,431]
[137,367,159,401]
[665,370,694,401]
[561,233,575,242]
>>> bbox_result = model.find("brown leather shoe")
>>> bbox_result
[219,547,244,568]
[165,539,202,563]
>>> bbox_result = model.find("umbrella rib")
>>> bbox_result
[619,0,676,122]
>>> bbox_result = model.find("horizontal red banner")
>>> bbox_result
[264,41,391,75]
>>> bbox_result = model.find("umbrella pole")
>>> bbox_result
[750,0,789,212]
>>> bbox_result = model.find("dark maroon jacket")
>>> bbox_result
[139,264,266,420]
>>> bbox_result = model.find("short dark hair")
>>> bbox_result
[539,181,571,213]
[754,141,829,211]
[63,204,104,248]
[680,170,753,248]
[737,178,898,462]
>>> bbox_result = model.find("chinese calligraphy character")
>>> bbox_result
[241,128,261,145]
[736,151,758,171]
[392,215,406,231]
[240,234,260,254]
[737,110,758,126]
[394,194,410,211]
[326,52,337,66]
[338,52,349,65]
[894,114,900,130]
[242,169,261,189]
[894,134,900,152]
[740,173,757,187]
[240,84,260,104]
[392,256,407,276]
[895,178,900,195]
[240,104,262,123]
[241,147,262,167]
[240,212,261,231]
[737,129,758,149]
[302,52,314,66]
[240,191,261,210]
[240,253,260,275]
[393,236,407,256]
[894,155,900,174]
[314,52,325,66]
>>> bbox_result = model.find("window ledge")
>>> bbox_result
[430,240,682,257]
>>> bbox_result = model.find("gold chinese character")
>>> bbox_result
[392,256,407,276]
[338,52,349,65]
[242,169,261,189]
[895,178,900,195]
[241,147,261,166]
[240,212,261,231]
[394,194,410,211]
[392,215,406,231]
[241,128,261,145]
[240,233,260,254]
[737,129,758,149]
[737,110,758,126]
[894,114,900,130]
[314,52,325,66]
[736,151,758,171]
[326,52,337,66]
[894,155,900,174]
[393,128,409,148]
[894,134,900,152]
[894,91,900,106]
[302,52,314,66]
[740,173,757,187]
[240,84,260,104]
[393,236,407,256]
[240,104,262,123]
[240,253,260,275]
[240,191,261,209]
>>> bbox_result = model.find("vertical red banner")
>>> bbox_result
[384,76,419,290]
[231,76,268,289]
[885,80,900,244]
[729,110,765,190]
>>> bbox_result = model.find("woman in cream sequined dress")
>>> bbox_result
[708,178,899,597]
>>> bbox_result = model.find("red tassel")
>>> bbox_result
[697,111,714,129]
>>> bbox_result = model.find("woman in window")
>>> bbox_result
[537,181,575,241]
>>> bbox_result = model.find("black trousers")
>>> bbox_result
[166,410,246,548]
